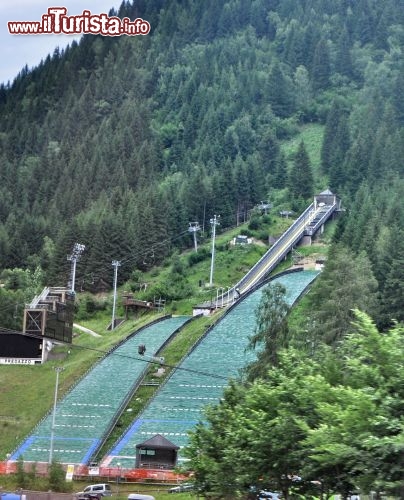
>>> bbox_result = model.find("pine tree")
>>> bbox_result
[344,134,372,194]
[335,28,354,79]
[392,62,404,126]
[379,228,404,327]
[272,152,288,190]
[246,282,290,376]
[321,99,351,188]
[294,65,312,114]
[355,0,374,45]
[321,103,341,174]
[284,20,305,68]
[288,141,314,200]
[258,128,280,173]
[267,62,295,118]
[307,245,378,345]
[311,39,331,91]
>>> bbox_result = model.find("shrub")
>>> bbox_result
[248,217,261,230]
[49,460,71,492]
[172,255,186,275]
[16,456,27,488]
[187,247,209,266]
[258,231,269,242]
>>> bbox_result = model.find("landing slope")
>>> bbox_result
[104,270,319,468]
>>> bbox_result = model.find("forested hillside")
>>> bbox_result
[0,0,403,329]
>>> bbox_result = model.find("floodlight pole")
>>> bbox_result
[111,260,121,330]
[71,260,77,293]
[116,462,121,497]
[49,366,64,465]
[209,215,220,287]
[188,222,201,252]
[67,243,85,293]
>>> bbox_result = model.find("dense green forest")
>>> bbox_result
[186,311,404,498]
[0,0,404,310]
[0,0,403,330]
[1,1,404,497]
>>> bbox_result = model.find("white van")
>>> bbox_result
[76,483,112,498]
[127,495,155,500]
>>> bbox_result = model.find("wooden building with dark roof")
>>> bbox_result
[135,434,180,469]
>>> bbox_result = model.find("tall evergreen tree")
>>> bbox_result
[246,282,290,377]
[311,38,331,91]
[272,152,288,190]
[288,141,314,200]
[258,128,280,173]
[392,62,404,126]
[379,228,404,327]
[307,244,378,345]
[321,99,351,188]
[267,62,295,118]
[294,64,312,114]
[335,28,354,79]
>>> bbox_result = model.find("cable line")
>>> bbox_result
[2,329,229,381]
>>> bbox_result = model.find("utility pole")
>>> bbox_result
[49,366,64,465]
[202,201,206,235]
[67,243,85,293]
[188,222,201,252]
[258,201,272,215]
[209,215,220,287]
[111,260,121,330]
[116,462,121,497]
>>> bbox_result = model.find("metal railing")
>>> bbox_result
[214,201,336,306]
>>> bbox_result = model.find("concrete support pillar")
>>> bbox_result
[300,235,312,246]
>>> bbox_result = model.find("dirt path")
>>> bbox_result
[73,323,101,337]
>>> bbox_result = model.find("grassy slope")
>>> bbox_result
[0,319,148,455]
[281,122,326,192]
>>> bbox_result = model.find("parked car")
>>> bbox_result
[127,495,155,500]
[257,491,282,499]
[168,483,194,493]
[75,484,112,498]
[248,486,282,500]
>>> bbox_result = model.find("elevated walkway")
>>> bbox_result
[235,190,339,296]
[206,190,340,308]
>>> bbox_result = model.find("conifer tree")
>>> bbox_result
[355,0,374,45]
[321,99,351,185]
[307,245,378,345]
[288,141,314,200]
[246,282,290,377]
[392,63,404,126]
[258,128,280,173]
[335,28,354,79]
[272,152,288,190]
[267,62,295,118]
[379,228,404,327]
[294,65,312,113]
[311,38,331,91]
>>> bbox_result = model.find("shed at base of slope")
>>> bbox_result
[135,434,180,469]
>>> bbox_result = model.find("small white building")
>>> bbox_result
[232,234,252,245]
